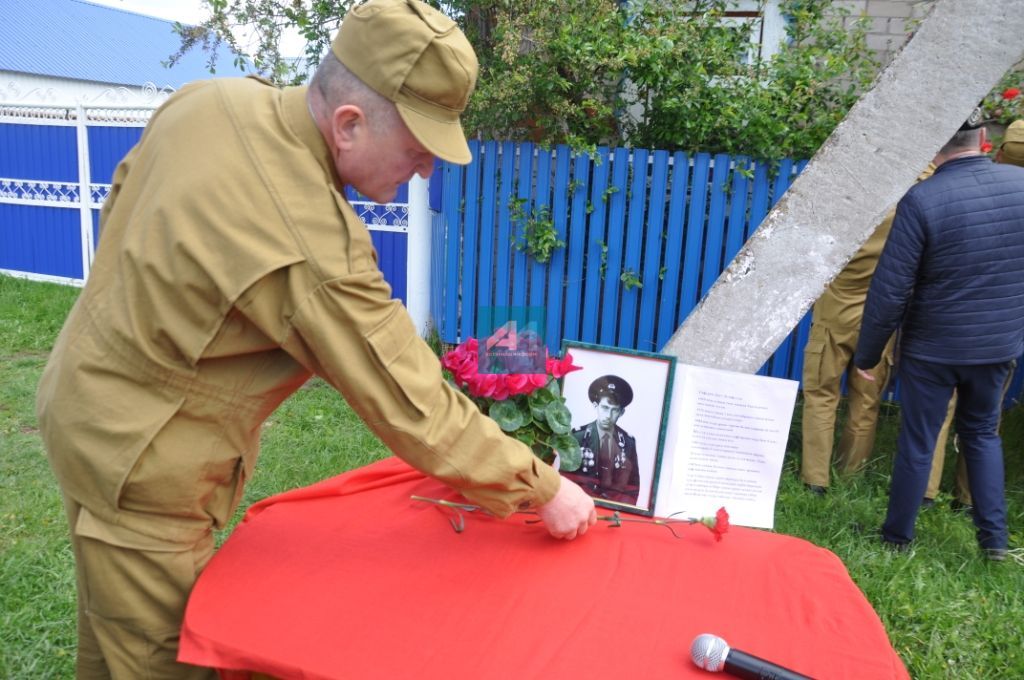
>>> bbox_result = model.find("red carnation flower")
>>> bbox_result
[981,141,993,153]
[712,507,730,541]
[1002,87,1021,100]
[699,506,730,541]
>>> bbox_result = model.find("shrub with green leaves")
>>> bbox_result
[174,0,1019,160]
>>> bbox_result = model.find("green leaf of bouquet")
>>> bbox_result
[528,389,554,420]
[514,429,537,447]
[545,379,561,399]
[489,400,528,431]
[530,387,555,404]
[544,401,572,434]
[553,434,582,471]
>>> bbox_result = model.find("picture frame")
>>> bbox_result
[559,341,676,516]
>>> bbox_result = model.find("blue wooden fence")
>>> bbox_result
[430,141,813,382]
[429,141,1024,407]
[1,116,88,281]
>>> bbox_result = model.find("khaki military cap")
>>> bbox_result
[332,0,478,165]
[1000,120,1024,167]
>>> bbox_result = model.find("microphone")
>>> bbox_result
[690,633,813,680]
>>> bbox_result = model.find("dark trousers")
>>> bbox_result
[882,356,1010,549]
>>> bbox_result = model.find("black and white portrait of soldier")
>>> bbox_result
[561,344,675,514]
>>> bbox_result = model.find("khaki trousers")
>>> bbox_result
[924,395,969,502]
[801,323,896,487]
[61,494,218,680]
[800,323,956,489]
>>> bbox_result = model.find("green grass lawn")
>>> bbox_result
[1,274,1021,678]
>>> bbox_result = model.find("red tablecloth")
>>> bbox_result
[179,457,908,680]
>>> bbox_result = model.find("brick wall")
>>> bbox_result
[831,0,937,68]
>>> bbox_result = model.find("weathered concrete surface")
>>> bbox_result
[660,0,1024,373]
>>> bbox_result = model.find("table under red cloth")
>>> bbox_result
[179,457,908,680]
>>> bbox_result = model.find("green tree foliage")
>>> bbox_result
[626,0,882,159]
[980,69,1024,131]
[461,0,631,149]
[168,0,356,85]
[171,0,1020,160]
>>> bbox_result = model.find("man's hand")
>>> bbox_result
[537,477,597,540]
[856,367,876,382]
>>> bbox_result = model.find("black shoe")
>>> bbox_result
[983,548,1008,562]
[950,499,974,515]
[805,484,827,496]
[881,536,911,553]
[921,497,936,509]
[851,523,911,552]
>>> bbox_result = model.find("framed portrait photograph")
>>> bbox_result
[559,341,676,516]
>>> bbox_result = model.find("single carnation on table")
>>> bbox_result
[698,506,731,542]
[441,336,583,471]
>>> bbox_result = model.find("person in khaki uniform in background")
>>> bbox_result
[996,119,1024,167]
[923,396,965,508]
[800,165,958,497]
[35,1,596,678]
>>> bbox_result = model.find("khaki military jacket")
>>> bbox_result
[36,78,559,550]
[813,164,936,328]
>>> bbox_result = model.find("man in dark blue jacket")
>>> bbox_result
[854,111,1024,561]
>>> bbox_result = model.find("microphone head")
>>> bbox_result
[691,633,730,672]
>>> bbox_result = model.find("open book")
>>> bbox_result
[653,364,798,529]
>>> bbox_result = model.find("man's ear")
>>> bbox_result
[331,104,367,152]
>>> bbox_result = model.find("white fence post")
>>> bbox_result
[405,175,431,337]
[74,104,94,281]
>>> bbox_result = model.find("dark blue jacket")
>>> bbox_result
[855,155,1024,368]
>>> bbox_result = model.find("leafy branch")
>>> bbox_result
[509,199,564,263]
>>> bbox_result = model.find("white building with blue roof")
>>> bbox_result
[1,0,248,106]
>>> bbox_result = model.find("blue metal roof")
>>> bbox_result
[0,0,252,89]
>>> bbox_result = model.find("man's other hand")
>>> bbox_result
[537,477,597,540]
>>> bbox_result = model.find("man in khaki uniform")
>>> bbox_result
[801,166,958,496]
[35,1,596,677]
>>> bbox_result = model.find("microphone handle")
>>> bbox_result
[724,649,814,680]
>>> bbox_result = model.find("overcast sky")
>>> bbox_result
[86,0,306,55]
[87,0,209,24]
